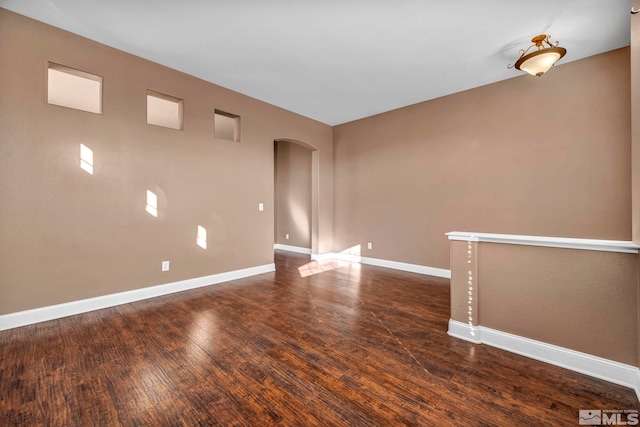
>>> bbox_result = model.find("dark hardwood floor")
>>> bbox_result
[1,250,637,426]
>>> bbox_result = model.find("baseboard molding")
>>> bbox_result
[273,244,312,255]
[448,319,640,402]
[0,263,276,331]
[360,256,451,279]
[313,251,451,279]
[447,319,482,343]
[330,251,361,263]
[310,252,337,261]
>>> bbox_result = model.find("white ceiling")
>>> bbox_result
[0,0,631,125]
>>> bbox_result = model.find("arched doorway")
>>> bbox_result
[274,139,319,255]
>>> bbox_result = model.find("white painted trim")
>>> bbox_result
[310,252,337,262]
[0,263,275,331]
[273,244,312,255]
[447,319,482,343]
[331,251,362,263]
[315,252,451,278]
[446,231,639,254]
[360,256,451,279]
[448,319,640,402]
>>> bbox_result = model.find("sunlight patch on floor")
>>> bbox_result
[298,245,361,278]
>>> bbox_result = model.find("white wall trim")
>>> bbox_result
[318,252,451,279]
[360,256,451,279]
[446,231,640,254]
[310,252,337,261]
[0,263,275,331]
[273,244,312,255]
[447,319,482,343]
[448,319,640,402]
[324,252,451,279]
[331,251,362,263]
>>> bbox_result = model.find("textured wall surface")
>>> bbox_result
[476,243,638,366]
[0,9,332,313]
[275,140,312,248]
[334,48,631,269]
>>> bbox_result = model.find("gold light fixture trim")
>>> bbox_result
[510,34,566,77]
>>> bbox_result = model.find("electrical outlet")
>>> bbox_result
[162,260,170,271]
[285,233,289,240]
[367,242,373,250]
[258,202,264,211]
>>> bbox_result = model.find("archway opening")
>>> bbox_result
[274,139,319,256]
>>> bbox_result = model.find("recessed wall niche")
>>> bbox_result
[147,90,184,130]
[214,109,241,142]
[47,62,103,114]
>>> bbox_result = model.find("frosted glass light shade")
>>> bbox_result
[515,47,566,77]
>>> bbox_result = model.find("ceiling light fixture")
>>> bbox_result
[509,34,566,77]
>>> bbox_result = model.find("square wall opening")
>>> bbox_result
[147,90,184,130]
[214,110,241,142]
[47,62,103,114]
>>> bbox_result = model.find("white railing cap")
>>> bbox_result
[445,231,640,254]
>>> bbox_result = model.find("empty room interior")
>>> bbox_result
[1,1,640,425]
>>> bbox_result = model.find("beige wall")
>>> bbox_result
[0,9,333,314]
[333,48,631,269]
[1,7,637,369]
[449,239,639,366]
[274,140,312,248]
[476,243,637,366]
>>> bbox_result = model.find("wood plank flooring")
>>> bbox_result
[1,250,637,426]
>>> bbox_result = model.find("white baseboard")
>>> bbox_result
[311,252,337,261]
[360,256,451,278]
[447,319,482,343]
[0,263,275,331]
[330,251,361,263]
[273,244,312,255]
[448,319,640,402]
[312,251,451,279]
